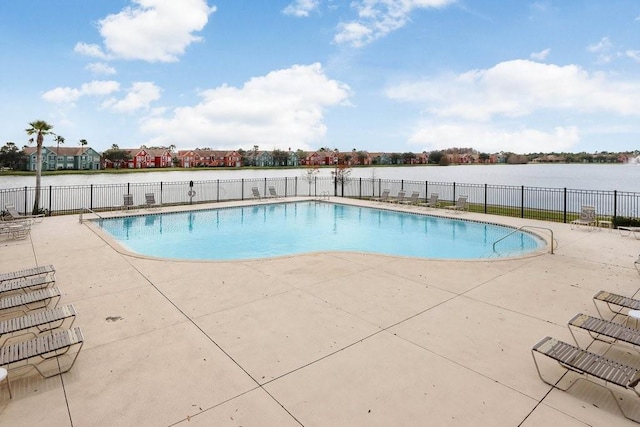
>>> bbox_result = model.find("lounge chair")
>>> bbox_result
[570,205,596,230]
[0,326,84,382]
[619,226,640,239]
[145,193,161,210]
[390,190,406,203]
[371,189,390,203]
[0,287,60,318]
[0,274,55,296]
[0,304,76,346]
[445,195,468,212]
[122,194,135,212]
[399,191,420,206]
[267,186,279,199]
[3,204,44,224]
[0,265,55,285]
[568,313,640,351]
[251,187,262,200]
[593,290,640,320]
[0,221,30,240]
[532,336,640,422]
[421,193,440,209]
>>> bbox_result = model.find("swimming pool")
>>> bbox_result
[97,201,545,260]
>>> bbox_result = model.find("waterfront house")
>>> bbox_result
[24,146,101,170]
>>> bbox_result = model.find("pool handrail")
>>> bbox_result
[493,225,554,255]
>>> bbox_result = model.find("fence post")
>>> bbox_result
[242,179,245,200]
[90,184,93,210]
[520,185,524,218]
[453,182,456,202]
[563,188,567,223]
[23,187,27,214]
[613,190,617,225]
[217,179,220,202]
[160,182,163,205]
[484,183,487,214]
[49,186,53,215]
[359,178,362,198]
[424,181,428,204]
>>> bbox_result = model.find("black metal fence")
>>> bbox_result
[1,176,639,225]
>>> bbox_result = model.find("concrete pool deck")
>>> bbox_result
[0,197,639,426]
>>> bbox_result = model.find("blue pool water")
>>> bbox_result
[97,202,545,260]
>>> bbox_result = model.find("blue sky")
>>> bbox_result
[1,0,639,154]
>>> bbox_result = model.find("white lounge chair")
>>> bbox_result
[399,191,420,206]
[267,186,279,198]
[122,194,136,212]
[532,336,640,423]
[251,187,262,200]
[570,205,596,230]
[619,226,640,239]
[0,327,84,382]
[145,193,161,210]
[371,189,390,203]
[421,193,440,209]
[3,204,44,224]
[390,190,406,204]
[445,195,468,212]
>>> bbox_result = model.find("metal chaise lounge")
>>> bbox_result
[389,190,406,204]
[0,287,60,318]
[3,204,44,224]
[568,313,640,351]
[0,274,55,296]
[371,189,390,203]
[570,205,597,230]
[0,304,76,346]
[619,226,640,239]
[268,186,280,198]
[145,193,161,210]
[399,191,420,206]
[0,265,55,285]
[593,290,640,319]
[445,195,468,212]
[532,336,640,422]
[251,187,262,200]
[421,192,440,209]
[0,327,84,388]
[122,193,136,212]
[0,221,30,240]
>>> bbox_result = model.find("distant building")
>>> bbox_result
[24,146,101,171]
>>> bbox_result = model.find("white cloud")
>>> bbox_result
[86,62,117,75]
[283,0,319,17]
[102,82,162,113]
[74,42,107,59]
[388,59,640,153]
[530,48,550,60]
[587,36,613,63]
[387,59,640,120]
[334,0,456,47]
[42,80,120,105]
[625,50,640,62]
[77,0,216,63]
[140,63,352,150]
[408,123,579,153]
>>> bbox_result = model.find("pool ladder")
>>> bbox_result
[316,191,330,201]
[493,226,555,255]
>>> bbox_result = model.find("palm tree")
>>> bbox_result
[79,139,88,147]
[54,134,65,169]
[25,120,54,215]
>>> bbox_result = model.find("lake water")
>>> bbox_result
[0,164,638,193]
